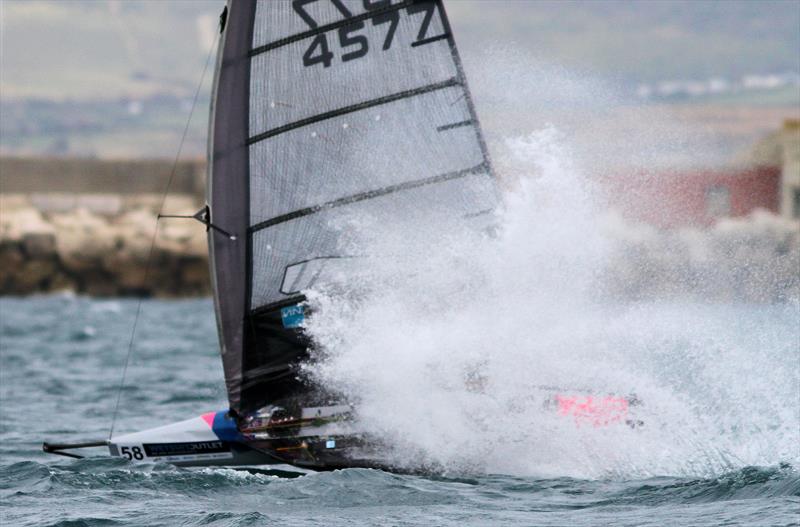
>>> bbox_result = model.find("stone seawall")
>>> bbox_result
[2,195,798,301]
[1,157,210,296]
[0,194,210,296]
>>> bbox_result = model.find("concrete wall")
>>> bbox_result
[0,157,205,201]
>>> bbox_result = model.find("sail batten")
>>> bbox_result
[249,161,489,233]
[210,0,496,416]
[247,77,461,144]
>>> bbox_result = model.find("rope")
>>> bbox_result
[108,32,219,440]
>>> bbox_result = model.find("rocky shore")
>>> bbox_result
[0,195,210,296]
[1,194,798,301]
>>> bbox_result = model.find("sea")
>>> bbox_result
[3,124,800,525]
[1,295,798,527]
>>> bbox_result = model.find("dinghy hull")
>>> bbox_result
[109,411,278,467]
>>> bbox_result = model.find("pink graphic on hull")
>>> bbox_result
[201,412,216,429]
[556,395,629,427]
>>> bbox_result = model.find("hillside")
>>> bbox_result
[0,0,797,160]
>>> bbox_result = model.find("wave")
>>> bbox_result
[3,459,796,505]
[303,129,800,478]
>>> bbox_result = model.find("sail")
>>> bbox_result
[209,0,497,417]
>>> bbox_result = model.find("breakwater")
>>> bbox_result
[1,157,209,296]
[0,157,797,300]
[1,197,797,300]
[0,193,210,296]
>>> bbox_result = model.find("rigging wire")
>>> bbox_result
[108,32,219,440]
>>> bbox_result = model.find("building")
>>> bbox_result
[597,119,799,229]
[777,120,800,220]
[751,119,800,220]
[598,165,781,229]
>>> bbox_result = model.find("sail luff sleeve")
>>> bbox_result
[209,0,255,416]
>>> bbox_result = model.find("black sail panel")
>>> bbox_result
[210,0,497,417]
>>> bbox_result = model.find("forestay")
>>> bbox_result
[209,0,497,417]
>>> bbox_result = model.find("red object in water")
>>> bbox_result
[556,395,629,427]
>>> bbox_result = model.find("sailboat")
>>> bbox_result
[43,0,644,470]
[43,0,499,470]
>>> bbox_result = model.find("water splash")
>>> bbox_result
[304,128,800,478]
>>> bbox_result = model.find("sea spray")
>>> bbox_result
[303,128,800,478]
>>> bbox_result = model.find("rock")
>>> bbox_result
[0,241,24,290]
[0,240,24,269]
[55,209,116,273]
[14,259,58,292]
[47,271,75,293]
[0,207,54,240]
[0,200,213,297]
[103,251,148,291]
[179,257,211,294]
[22,232,56,258]
[183,228,208,257]
[80,270,120,297]
[114,208,157,240]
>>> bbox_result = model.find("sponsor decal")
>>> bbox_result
[143,441,232,460]
[281,305,305,328]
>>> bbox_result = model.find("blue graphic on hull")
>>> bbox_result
[280,305,305,329]
[211,410,244,442]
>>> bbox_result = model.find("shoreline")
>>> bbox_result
[1,195,210,297]
[1,204,797,301]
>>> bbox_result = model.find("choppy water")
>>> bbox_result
[1,296,798,526]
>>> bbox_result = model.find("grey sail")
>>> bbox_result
[209,0,496,419]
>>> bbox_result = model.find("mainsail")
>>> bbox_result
[209,0,496,418]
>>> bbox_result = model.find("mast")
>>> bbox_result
[208,1,254,416]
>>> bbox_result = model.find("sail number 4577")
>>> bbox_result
[294,0,444,68]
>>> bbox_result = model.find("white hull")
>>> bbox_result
[108,410,277,467]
